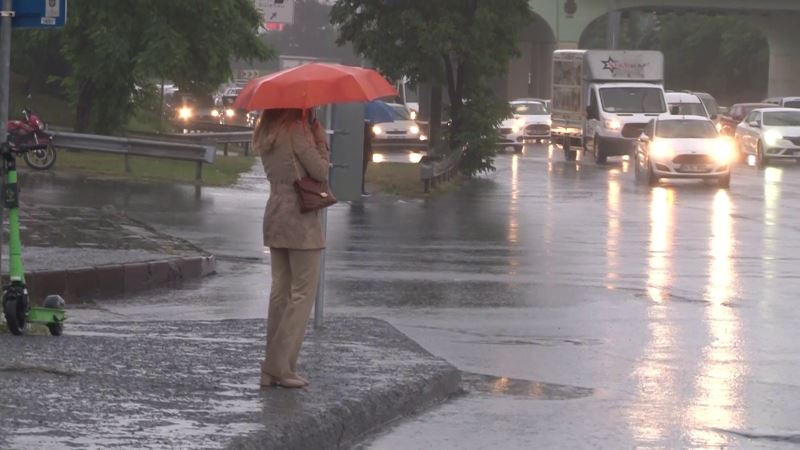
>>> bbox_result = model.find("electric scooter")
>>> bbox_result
[1,140,65,336]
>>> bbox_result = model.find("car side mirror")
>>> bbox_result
[749,121,761,128]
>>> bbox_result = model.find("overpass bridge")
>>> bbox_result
[503,0,800,100]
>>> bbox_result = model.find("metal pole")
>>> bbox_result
[314,104,333,328]
[607,1,621,50]
[0,0,13,278]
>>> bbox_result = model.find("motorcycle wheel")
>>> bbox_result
[23,143,57,170]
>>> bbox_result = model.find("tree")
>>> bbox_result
[580,12,768,105]
[58,0,272,133]
[331,0,532,176]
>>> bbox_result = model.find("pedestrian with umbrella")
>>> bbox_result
[234,63,396,389]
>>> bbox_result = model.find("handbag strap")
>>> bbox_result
[287,130,303,181]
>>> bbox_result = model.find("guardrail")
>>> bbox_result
[51,131,216,183]
[128,130,253,156]
[419,148,462,193]
[169,120,253,133]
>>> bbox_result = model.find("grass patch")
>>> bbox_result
[43,150,255,186]
[365,162,459,197]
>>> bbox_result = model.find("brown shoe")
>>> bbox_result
[260,373,277,387]
[275,377,306,389]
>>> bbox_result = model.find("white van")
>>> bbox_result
[551,50,669,163]
[763,97,800,109]
[665,92,710,118]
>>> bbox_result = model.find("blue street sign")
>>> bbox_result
[12,0,67,29]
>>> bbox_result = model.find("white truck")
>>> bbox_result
[551,50,669,163]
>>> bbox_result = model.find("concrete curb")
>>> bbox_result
[227,318,463,450]
[5,255,216,303]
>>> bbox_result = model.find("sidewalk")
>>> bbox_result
[0,180,463,449]
[2,202,215,302]
[0,316,461,449]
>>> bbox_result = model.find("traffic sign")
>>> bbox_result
[255,0,294,25]
[12,0,67,28]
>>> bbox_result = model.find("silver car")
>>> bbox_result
[735,108,800,168]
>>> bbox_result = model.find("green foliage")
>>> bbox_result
[581,12,768,104]
[13,0,272,133]
[331,0,531,176]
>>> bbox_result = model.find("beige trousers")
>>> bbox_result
[262,247,322,379]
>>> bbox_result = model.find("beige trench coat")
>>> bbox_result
[257,120,330,250]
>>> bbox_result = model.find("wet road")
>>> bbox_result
[22,144,800,448]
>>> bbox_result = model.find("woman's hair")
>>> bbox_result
[253,108,304,152]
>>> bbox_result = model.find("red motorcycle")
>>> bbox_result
[7,109,56,170]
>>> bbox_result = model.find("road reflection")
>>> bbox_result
[507,154,520,274]
[687,189,744,446]
[647,187,675,303]
[763,167,782,281]
[606,172,621,288]
[627,186,678,443]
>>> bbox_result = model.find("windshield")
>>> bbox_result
[600,87,666,113]
[389,104,411,120]
[511,102,547,115]
[783,101,800,109]
[763,111,800,126]
[696,94,718,116]
[669,103,708,117]
[656,120,718,138]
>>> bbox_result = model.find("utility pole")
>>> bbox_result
[0,0,12,276]
[606,0,621,49]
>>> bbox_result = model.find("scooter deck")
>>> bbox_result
[26,306,66,324]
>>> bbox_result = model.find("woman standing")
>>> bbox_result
[254,108,329,388]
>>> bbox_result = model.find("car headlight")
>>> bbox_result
[604,118,622,130]
[372,124,383,136]
[650,139,674,159]
[408,152,423,163]
[372,153,385,163]
[225,108,235,118]
[420,134,428,141]
[409,110,417,120]
[764,130,783,146]
[211,110,220,117]
[409,124,420,135]
[511,124,522,133]
[713,137,735,164]
[546,118,553,126]
[178,107,192,120]
[715,122,722,132]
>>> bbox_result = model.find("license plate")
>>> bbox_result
[681,164,708,173]
[385,133,405,139]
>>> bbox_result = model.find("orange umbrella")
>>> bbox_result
[233,63,398,110]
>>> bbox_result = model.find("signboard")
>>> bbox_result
[13,0,67,28]
[255,0,294,25]
[584,50,664,82]
[329,102,365,203]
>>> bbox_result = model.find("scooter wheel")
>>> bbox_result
[3,298,26,335]
[47,323,63,336]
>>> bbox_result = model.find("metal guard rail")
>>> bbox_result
[419,148,463,193]
[127,131,253,156]
[51,131,216,182]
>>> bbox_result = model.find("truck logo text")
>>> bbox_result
[601,56,650,78]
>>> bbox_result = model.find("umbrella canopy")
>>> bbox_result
[365,100,399,124]
[233,63,398,111]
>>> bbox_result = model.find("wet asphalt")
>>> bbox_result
[20,144,800,448]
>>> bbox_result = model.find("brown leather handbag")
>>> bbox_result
[290,135,337,213]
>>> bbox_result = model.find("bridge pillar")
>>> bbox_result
[757,15,800,97]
